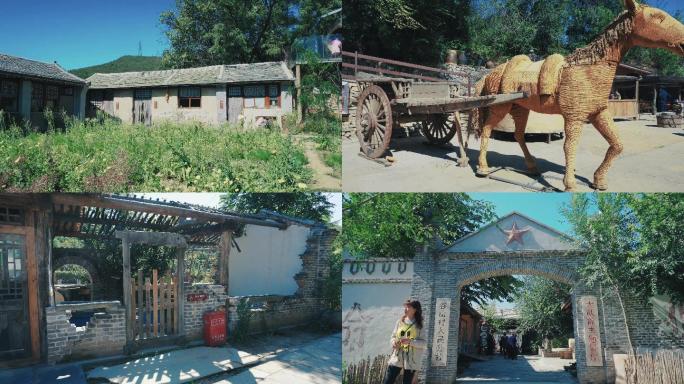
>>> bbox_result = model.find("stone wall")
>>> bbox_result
[45,301,126,364]
[411,250,611,384]
[183,283,228,339]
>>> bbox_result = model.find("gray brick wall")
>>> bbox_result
[183,284,228,339]
[412,250,609,384]
[45,302,126,364]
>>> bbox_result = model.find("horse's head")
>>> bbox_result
[628,0,684,56]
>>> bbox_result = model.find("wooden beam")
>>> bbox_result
[53,215,172,231]
[51,194,286,229]
[176,247,186,336]
[121,236,133,350]
[218,231,232,286]
[25,210,40,361]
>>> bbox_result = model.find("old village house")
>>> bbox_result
[86,62,295,127]
[0,54,87,130]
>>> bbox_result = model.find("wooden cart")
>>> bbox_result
[353,76,526,160]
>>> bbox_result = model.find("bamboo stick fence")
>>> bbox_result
[130,269,178,340]
[344,354,405,384]
[625,349,684,384]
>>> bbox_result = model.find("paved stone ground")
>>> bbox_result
[198,332,341,384]
[457,354,578,383]
[86,330,339,384]
[343,114,684,192]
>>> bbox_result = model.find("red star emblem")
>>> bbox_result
[503,222,530,245]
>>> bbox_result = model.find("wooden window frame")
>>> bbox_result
[242,83,280,109]
[0,78,19,113]
[31,82,45,112]
[178,86,202,109]
[0,206,24,226]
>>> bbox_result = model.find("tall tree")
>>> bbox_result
[562,193,684,304]
[221,192,334,222]
[515,276,573,351]
[160,0,341,68]
[343,0,471,65]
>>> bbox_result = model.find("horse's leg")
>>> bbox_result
[477,104,511,176]
[562,117,584,191]
[590,108,623,190]
[510,105,538,174]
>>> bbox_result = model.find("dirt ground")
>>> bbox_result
[343,114,684,192]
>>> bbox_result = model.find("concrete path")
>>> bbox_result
[199,333,341,384]
[86,331,340,384]
[0,363,86,384]
[343,115,684,192]
[457,354,577,383]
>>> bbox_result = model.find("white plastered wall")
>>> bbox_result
[152,86,218,125]
[342,260,414,364]
[228,223,310,296]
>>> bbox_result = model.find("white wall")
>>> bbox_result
[228,223,310,296]
[342,260,414,364]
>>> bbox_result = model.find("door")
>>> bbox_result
[133,89,152,126]
[227,86,243,124]
[0,234,30,360]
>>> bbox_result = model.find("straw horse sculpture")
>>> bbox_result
[473,0,684,191]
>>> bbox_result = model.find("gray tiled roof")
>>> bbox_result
[0,53,86,84]
[87,62,294,89]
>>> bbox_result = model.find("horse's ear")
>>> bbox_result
[624,0,640,14]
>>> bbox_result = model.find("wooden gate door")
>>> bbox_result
[0,234,30,360]
[227,86,243,124]
[133,89,152,126]
[131,269,178,342]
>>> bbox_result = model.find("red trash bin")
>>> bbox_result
[203,310,226,346]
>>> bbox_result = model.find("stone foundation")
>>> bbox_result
[45,301,126,364]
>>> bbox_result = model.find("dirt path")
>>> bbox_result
[298,136,341,191]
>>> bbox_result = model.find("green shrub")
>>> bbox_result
[0,119,312,192]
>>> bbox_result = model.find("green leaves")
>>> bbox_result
[562,193,684,304]
[341,193,495,259]
[220,192,334,222]
[160,0,342,68]
[515,276,573,344]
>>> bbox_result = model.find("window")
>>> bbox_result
[61,87,74,96]
[268,85,279,107]
[243,85,265,108]
[0,207,23,225]
[0,79,18,113]
[45,85,58,110]
[179,87,201,108]
[31,83,44,112]
[228,86,241,97]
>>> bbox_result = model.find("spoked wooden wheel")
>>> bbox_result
[422,114,457,144]
[355,85,393,158]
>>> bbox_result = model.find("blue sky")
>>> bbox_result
[0,0,174,70]
[469,192,574,234]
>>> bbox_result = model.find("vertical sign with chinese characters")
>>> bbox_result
[581,296,604,366]
[431,298,451,366]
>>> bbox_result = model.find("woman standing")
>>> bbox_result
[383,300,427,384]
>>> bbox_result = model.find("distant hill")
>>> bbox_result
[70,55,163,79]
